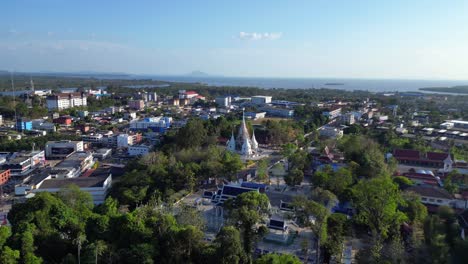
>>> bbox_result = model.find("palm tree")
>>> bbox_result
[94,240,107,264]
[73,233,86,264]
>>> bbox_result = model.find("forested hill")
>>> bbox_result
[419,86,468,94]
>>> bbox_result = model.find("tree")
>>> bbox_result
[292,195,329,262]
[221,151,243,181]
[214,226,245,264]
[284,168,304,187]
[401,191,427,225]
[176,118,208,149]
[0,247,20,264]
[393,176,414,189]
[175,205,206,231]
[225,192,270,262]
[256,159,269,182]
[255,253,301,264]
[352,176,407,262]
[93,240,107,264]
[74,233,86,264]
[324,213,348,263]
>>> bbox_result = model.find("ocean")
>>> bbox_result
[144,76,468,93]
[2,76,468,96]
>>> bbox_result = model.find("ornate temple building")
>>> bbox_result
[227,112,259,158]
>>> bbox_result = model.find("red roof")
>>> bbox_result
[426,152,449,161]
[185,91,198,95]
[81,169,95,178]
[393,149,420,159]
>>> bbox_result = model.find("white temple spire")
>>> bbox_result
[227,131,236,152]
[251,129,258,151]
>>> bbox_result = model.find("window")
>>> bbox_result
[422,197,427,201]
[437,199,443,203]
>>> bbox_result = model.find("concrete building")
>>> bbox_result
[245,112,267,120]
[260,107,294,118]
[81,134,103,144]
[178,90,198,99]
[31,119,56,132]
[340,113,355,125]
[128,100,145,110]
[16,119,33,132]
[32,169,112,204]
[0,169,11,185]
[93,148,112,160]
[53,116,72,126]
[319,126,344,139]
[215,96,231,108]
[128,145,151,156]
[46,93,87,110]
[323,107,342,119]
[1,151,45,177]
[251,96,272,105]
[45,140,84,159]
[129,117,172,133]
[53,151,94,177]
[0,115,2,125]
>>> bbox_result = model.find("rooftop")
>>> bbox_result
[38,176,108,189]
[407,186,453,200]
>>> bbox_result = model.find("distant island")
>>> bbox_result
[324,82,344,86]
[419,86,468,94]
[188,70,210,76]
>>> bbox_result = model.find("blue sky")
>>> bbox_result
[1,0,468,79]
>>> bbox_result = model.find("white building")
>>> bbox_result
[81,134,103,144]
[46,93,87,110]
[117,134,132,148]
[319,126,344,139]
[45,140,84,159]
[252,96,272,105]
[128,145,151,156]
[32,171,112,204]
[215,96,231,108]
[340,113,355,125]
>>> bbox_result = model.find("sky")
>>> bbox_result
[1,0,468,79]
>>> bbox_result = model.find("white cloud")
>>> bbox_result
[238,32,282,40]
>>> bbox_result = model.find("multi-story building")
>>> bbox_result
[45,140,84,159]
[103,133,142,148]
[0,169,11,185]
[53,151,95,177]
[323,107,342,119]
[128,100,145,110]
[260,107,294,118]
[129,117,172,133]
[32,167,112,204]
[128,145,151,156]
[15,118,33,132]
[252,96,272,105]
[81,134,103,144]
[215,96,231,108]
[53,116,73,126]
[1,151,45,177]
[31,119,56,132]
[319,126,344,139]
[46,93,87,110]
[0,115,3,125]
[340,113,355,125]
